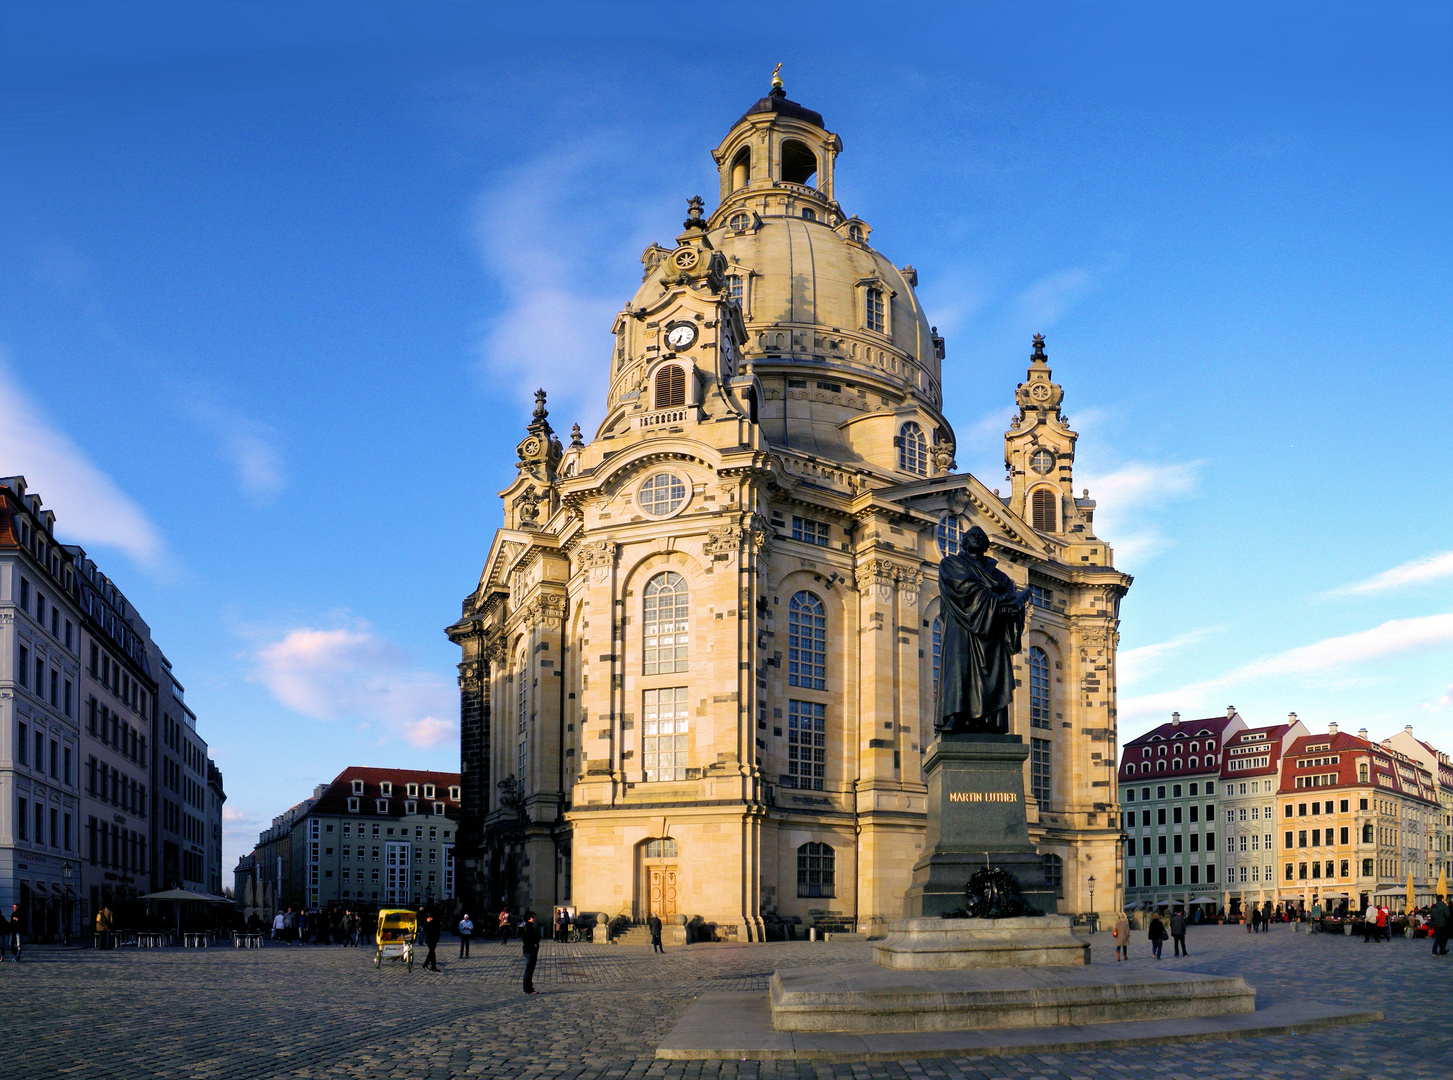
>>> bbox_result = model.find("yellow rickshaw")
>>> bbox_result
[373,908,417,971]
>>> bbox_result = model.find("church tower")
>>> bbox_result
[449,74,1131,938]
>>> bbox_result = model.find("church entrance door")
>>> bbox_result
[648,866,678,919]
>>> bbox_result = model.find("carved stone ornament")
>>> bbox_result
[578,540,616,569]
[704,523,742,560]
[516,484,543,527]
[896,565,924,606]
[747,513,771,555]
[932,442,957,474]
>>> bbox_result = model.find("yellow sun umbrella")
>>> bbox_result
[1406,872,1416,915]
[1437,868,1447,900]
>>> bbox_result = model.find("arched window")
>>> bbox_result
[1031,488,1056,531]
[654,365,686,408]
[936,513,962,555]
[787,701,826,790]
[1189,756,1198,768]
[848,223,863,242]
[1156,760,1166,772]
[1028,646,1050,729]
[780,140,817,186]
[899,422,927,475]
[931,616,943,698]
[797,842,835,897]
[1041,852,1064,897]
[788,591,827,689]
[729,146,750,190]
[643,572,689,674]
[644,837,678,859]
[865,287,885,333]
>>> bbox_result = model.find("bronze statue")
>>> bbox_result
[934,526,1029,736]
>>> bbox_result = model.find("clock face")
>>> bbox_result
[666,323,698,351]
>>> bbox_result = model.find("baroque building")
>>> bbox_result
[449,77,1132,938]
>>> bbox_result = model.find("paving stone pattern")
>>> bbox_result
[4,925,1449,1079]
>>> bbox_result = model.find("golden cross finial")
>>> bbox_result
[771,63,783,90]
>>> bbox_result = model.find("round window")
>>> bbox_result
[728,211,750,232]
[639,473,687,516]
[1030,448,1055,474]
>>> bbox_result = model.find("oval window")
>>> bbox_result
[728,211,750,232]
[639,473,687,516]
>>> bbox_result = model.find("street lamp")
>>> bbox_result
[1088,875,1096,932]
[62,862,73,946]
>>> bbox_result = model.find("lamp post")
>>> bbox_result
[62,862,73,946]
[1088,875,1096,932]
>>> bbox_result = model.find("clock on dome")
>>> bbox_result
[665,322,698,351]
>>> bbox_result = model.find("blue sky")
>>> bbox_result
[2,2,1450,878]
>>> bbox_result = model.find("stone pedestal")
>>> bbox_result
[873,916,1088,969]
[902,734,1057,917]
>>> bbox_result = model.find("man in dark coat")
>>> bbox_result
[648,913,664,953]
[935,526,1029,735]
[1170,907,1188,956]
[1430,896,1450,956]
[520,911,542,993]
[420,910,441,971]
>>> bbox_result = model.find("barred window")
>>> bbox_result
[1041,852,1063,897]
[865,287,885,333]
[936,513,962,555]
[787,700,826,790]
[1028,646,1051,729]
[791,516,830,546]
[643,688,690,781]
[931,616,943,699]
[1030,737,1051,805]
[787,592,827,690]
[643,572,690,674]
[899,422,928,476]
[797,841,835,897]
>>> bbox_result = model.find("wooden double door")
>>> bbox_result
[647,866,678,919]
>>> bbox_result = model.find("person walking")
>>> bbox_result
[1112,912,1129,961]
[1376,904,1389,942]
[458,913,474,958]
[1430,897,1450,957]
[1363,902,1376,943]
[497,907,512,945]
[1148,912,1167,960]
[648,912,664,953]
[1170,907,1188,957]
[520,911,541,994]
[9,904,23,960]
[420,910,441,971]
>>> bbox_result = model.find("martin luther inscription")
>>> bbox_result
[948,792,1019,803]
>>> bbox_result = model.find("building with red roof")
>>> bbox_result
[1218,715,1307,913]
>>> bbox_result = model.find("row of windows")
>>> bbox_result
[89,697,146,766]
[14,796,73,852]
[14,721,71,783]
[14,644,73,716]
[88,756,146,817]
[1124,782,1218,800]
[1127,865,1217,887]
[1130,832,1216,855]
[346,779,455,801]
[88,641,146,716]
[88,817,143,871]
[1128,755,1219,774]
[345,797,450,816]
[1128,804,1216,827]
[16,577,76,649]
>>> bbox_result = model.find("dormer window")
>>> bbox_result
[727,211,750,232]
[406,783,419,798]
[347,797,359,813]
[449,786,461,801]
[376,799,388,813]
[848,223,863,242]
[405,800,417,815]
[424,784,435,799]
[351,779,364,795]
[865,287,885,333]
[654,365,686,408]
[379,782,392,797]
[433,802,445,816]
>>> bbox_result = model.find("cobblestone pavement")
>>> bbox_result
[5,925,1450,1079]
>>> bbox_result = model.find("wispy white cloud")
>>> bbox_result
[1117,627,1221,686]
[472,138,672,430]
[1421,683,1453,712]
[1120,612,1453,724]
[1012,264,1108,330]
[1080,459,1202,565]
[1329,551,1453,598]
[0,351,165,569]
[184,395,287,505]
[247,617,457,748]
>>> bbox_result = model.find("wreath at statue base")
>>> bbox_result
[939,867,1045,920]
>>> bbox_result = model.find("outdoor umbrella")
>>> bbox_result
[140,888,231,937]
[1406,873,1416,914]
[1437,868,1448,900]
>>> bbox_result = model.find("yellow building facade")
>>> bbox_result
[449,78,1132,939]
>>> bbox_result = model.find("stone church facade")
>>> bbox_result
[448,78,1132,939]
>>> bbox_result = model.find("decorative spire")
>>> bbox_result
[527,388,554,437]
[1031,333,1048,364]
[770,62,783,93]
[683,195,707,231]
[570,423,584,449]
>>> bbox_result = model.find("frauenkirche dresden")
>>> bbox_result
[448,74,1133,939]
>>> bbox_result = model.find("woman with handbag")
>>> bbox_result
[1112,912,1130,961]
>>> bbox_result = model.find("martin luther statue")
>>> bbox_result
[934,526,1030,736]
